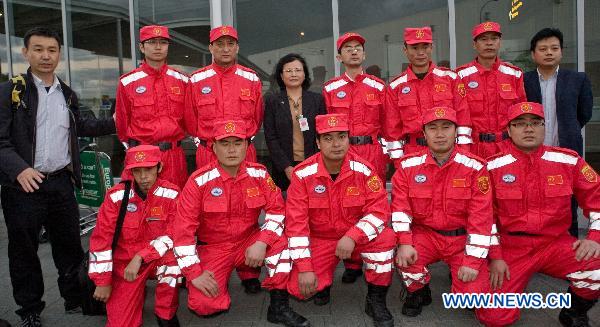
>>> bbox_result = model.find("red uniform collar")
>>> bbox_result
[211,62,237,75]
[405,62,435,81]
[213,160,249,181]
[507,141,546,161]
[141,61,168,76]
[473,56,500,72]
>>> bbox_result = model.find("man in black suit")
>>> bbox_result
[524,27,594,237]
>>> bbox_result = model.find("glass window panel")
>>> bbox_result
[0,1,7,81]
[585,0,600,168]
[339,1,450,82]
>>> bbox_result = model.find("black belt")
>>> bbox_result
[128,139,182,151]
[42,166,70,179]
[433,228,467,237]
[507,231,539,237]
[478,131,509,143]
[349,135,373,145]
[403,135,427,146]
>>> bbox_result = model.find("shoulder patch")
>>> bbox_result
[389,74,408,90]
[324,79,348,93]
[541,151,578,165]
[362,77,384,92]
[487,154,517,171]
[581,164,598,183]
[235,68,259,82]
[194,168,220,187]
[349,160,372,176]
[166,69,189,83]
[401,154,427,169]
[153,186,179,199]
[190,69,216,83]
[295,163,318,179]
[432,68,457,79]
[498,65,523,79]
[457,66,478,79]
[453,153,483,171]
[246,167,267,178]
[120,71,148,86]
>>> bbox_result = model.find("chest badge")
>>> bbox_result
[171,86,181,95]
[211,187,223,197]
[150,206,163,216]
[366,93,375,101]
[401,86,411,94]
[346,186,360,196]
[336,91,346,99]
[201,86,212,94]
[240,88,251,97]
[434,84,447,92]
[468,81,479,89]
[314,184,326,194]
[547,175,564,186]
[502,174,516,183]
[500,83,512,92]
[126,203,138,212]
[135,86,146,94]
[247,186,260,198]
[415,174,427,183]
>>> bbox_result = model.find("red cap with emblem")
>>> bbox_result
[125,145,161,170]
[140,25,170,42]
[316,114,349,134]
[506,102,544,125]
[404,27,433,45]
[472,21,502,40]
[210,25,238,43]
[213,120,247,140]
[422,107,457,126]
[336,32,365,51]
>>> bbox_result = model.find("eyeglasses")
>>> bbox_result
[283,68,303,74]
[510,120,545,129]
[342,46,364,54]
[144,39,170,46]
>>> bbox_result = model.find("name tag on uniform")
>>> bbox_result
[298,116,309,132]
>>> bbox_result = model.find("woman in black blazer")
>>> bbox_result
[264,53,326,190]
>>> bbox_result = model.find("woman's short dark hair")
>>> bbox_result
[24,27,62,48]
[274,53,311,91]
[530,28,563,52]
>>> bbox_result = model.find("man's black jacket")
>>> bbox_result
[0,68,116,189]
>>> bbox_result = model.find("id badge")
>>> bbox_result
[298,116,309,131]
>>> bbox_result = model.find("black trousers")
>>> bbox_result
[1,171,83,317]
[569,196,579,238]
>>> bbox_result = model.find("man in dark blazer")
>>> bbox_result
[524,27,593,237]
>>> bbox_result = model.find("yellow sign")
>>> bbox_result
[509,0,523,21]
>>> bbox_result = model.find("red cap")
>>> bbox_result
[404,27,433,45]
[213,120,247,140]
[506,102,544,125]
[422,107,457,126]
[472,21,502,40]
[336,32,365,51]
[316,114,349,134]
[140,25,170,42]
[124,145,161,170]
[210,25,238,43]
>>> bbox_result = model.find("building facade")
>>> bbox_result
[1,0,598,175]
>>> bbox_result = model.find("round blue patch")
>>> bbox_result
[127,203,138,212]
[402,86,411,94]
[502,174,516,183]
[414,174,427,183]
[135,86,146,94]
[314,185,326,194]
[201,86,212,94]
[336,91,346,99]
[211,187,223,196]
[468,81,479,89]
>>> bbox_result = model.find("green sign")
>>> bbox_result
[76,151,114,207]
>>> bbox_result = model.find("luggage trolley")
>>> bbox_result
[76,143,114,236]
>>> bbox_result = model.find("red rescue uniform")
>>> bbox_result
[391,147,492,322]
[479,143,600,326]
[456,58,526,158]
[322,73,389,179]
[88,179,182,327]
[384,63,472,166]
[115,62,189,188]
[285,152,396,298]
[185,63,263,168]
[172,161,289,315]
